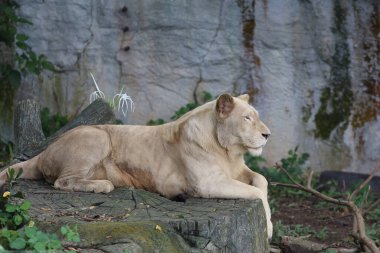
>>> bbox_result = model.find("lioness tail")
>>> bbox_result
[0,155,41,188]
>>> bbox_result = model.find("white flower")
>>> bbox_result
[113,88,135,117]
[89,72,106,103]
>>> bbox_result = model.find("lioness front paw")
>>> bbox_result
[267,220,273,240]
[92,180,115,193]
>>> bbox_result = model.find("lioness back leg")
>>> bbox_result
[40,126,115,193]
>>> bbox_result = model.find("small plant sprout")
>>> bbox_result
[113,87,135,117]
[89,72,106,103]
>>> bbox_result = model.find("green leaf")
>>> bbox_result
[13,214,23,225]
[10,237,26,250]
[16,41,28,50]
[8,69,21,89]
[25,226,37,238]
[17,17,33,25]
[60,226,68,235]
[6,168,15,181]
[41,61,55,71]
[5,204,16,213]
[20,200,31,211]
[16,33,28,42]
[33,241,46,251]
[16,168,23,179]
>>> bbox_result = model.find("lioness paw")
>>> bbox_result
[267,220,273,240]
[55,179,115,193]
[93,180,115,193]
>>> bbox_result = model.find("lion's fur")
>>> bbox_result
[0,94,273,238]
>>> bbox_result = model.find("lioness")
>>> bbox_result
[0,94,272,238]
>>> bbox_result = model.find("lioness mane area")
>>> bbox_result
[0,93,273,237]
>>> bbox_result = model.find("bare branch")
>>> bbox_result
[350,164,380,201]
[306,170,314,189]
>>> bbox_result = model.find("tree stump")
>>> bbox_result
[13,100,45,161]
[13,99,116,161]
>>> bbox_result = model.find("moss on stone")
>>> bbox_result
[77,221,189,252]
[351,3,380,129]
[314,0,353,139]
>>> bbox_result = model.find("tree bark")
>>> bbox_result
[14,99,116,161]
[14,99,45,160]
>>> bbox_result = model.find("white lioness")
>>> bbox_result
[0,94,272,238]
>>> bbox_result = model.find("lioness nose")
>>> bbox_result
[262,133,270,140]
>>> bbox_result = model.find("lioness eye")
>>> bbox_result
[244,116,251,121]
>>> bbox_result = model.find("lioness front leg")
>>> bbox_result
[54,178,114,193]
[198,178,272,239]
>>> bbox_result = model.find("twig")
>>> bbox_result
[307,170,314,189]
[363,198,380,216]
[349,164,380,201]
[272,163,380,253]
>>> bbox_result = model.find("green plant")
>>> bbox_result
[0,168,80,252]
[0,0,55,122]
[0,1,54,75]
[60,225,80,243]
[273,220,328,243]
[40,107,68,137]
[246,147,311,199]
[0,141,13,167]
[366,223,380,245]
[171,91,213,120]
[147,118,166,126]
[0,168,30,231]
[246,147,310,184]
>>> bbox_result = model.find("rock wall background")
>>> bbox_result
[1,0,379,174]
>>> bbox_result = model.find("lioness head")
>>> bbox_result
[215,94,270,156]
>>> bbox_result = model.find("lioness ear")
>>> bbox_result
[216,94,234,119]
[238,94,250,103]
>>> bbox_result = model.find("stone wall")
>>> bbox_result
[1,0,380,174]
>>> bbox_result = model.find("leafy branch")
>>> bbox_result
[0,0,54,121]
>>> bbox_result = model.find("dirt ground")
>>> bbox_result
[271,194,372,250]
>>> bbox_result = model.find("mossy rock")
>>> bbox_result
[15,179,269,253]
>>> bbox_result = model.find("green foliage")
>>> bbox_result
[0,141,13,167]
[273,220,328,244]
[60,225,80,243]
[147,118,166,126]
[247,148,380,245]
[366,223,380,245]
[246,147,311,201]
[0,168,80,252]
[0,0,55,122]
[0,168,30,231]
[147,91,213,125]
[0,0,55,77]
[40,107,68,137]
[0,226,61,251]
[246,147,310,185]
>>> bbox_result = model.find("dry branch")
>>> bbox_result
[272,163,380,253]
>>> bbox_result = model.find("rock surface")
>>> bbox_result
[1,0,379,174]
[14,179,269,253]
